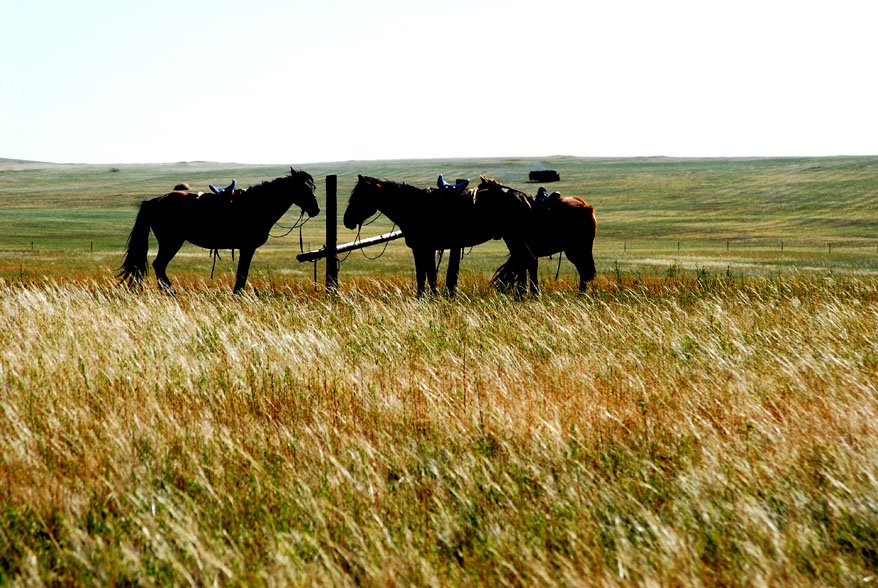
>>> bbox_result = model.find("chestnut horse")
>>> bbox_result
[118,168,319,293]
[344,175,535,296]
[478,178,596,293]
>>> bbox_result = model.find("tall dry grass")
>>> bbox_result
[1,274,877,586]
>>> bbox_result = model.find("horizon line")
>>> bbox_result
[3,153,878,167]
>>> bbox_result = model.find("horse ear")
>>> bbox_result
[479,175,487,183]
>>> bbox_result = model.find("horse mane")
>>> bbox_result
[356,175,425,197]
[245,168,314,198]
[480,175,593,210]
[478,176,528,198]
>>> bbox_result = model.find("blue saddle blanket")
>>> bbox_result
[209,179,236,196]
[437,175,469,196]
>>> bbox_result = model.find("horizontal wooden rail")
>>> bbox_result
[297,230,404,263]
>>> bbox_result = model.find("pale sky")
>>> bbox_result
[2,0,877,164]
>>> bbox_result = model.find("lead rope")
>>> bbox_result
[339,225,360,264]
[299,222,319,288]
[361,223,397,260]
[555,251,563,281]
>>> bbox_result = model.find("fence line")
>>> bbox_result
[607,239,878,254]
[2,238,877,256]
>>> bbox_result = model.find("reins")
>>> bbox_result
[361,223,397,260]
[337,210,395,264]
[360,211,384,226]
[269,210,308,238]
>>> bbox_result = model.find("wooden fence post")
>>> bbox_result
[325,175,338,293]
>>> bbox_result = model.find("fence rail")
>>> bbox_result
[296,230,404,263]
[607,239,878,253]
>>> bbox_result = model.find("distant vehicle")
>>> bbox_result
[529,169,560,182]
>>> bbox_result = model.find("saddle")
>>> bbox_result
[437,174,470,196]
[533,186,561,209]
[209,179,236,196]
[194,179,237,204]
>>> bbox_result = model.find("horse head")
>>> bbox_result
[290,168,320,217]
[474,175,536,243]
[344,175,382,230]
[476,176,531,212]
[477,175,503,192]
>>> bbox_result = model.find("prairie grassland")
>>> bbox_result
[2,156,877,282]
[1,274,877,586]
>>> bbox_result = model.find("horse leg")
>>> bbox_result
[233,247,255,294]
[445,248,461,296]
[426,250,439,296]
[510,242,536,298]
[529,258,540,296]
[516,261,529,298]
[509,254,527,299]
[152,238,183,294]
[414,249,428,297]
[566,248,597,292]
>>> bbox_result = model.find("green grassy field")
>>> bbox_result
[1,157,877,586]
[2,156,876,286]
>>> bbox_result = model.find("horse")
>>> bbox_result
[118,168,319,293]
[343,175,535,297]
[478,177,596,293]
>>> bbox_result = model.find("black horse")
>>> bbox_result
[343,175,534,297]
[118,168,319,293]
[479,178,597,293]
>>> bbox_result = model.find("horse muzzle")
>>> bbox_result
[342,213,361,230]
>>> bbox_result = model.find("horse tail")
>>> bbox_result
[490,256,518,291]
[117,200,153,286]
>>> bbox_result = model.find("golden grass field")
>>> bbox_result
[1,157,877,585]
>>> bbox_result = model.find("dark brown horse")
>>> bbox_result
[478,177,596,293]
[118,168,319,293]
[343,175,534,296]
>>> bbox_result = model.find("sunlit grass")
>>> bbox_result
[1,275,876,585]
[3,156,877,584]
